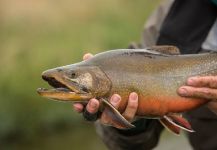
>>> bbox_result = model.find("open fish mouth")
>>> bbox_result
[40,75,76,92]
[37,76,93,101]
[39,75,72,92]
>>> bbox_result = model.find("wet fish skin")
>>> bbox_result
[38,46,217,133]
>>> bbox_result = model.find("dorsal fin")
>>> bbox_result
[147,45,180,55]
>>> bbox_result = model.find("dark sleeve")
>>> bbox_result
[95,119,164,150]
[157,0,217,54]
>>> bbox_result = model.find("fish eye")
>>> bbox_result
[71,72,76,78]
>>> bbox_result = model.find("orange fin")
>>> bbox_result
[101,99,135,129]
[164,114,194,133]
[159,118,180,135]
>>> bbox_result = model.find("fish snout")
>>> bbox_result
[42,70,52,81]
[41,68,60,81]
[42,73,49,81]
[41,69,69,90]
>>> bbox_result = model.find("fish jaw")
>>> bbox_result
[37,88,93,102]
[37,65,94,102]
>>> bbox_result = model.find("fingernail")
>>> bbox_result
[111,95,120,104]
[187,78,195,85]
[83,53,93,60]
[178,88,187,96]
[89,100,97,108]
[73,105,82,112]
[130,92,138,101]
[73,105,80,110]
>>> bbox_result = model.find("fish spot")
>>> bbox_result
[71,72,76,78]
[121,50,169,59]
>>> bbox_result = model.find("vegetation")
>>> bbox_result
[0,0,160,149]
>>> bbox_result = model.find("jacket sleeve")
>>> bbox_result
[95,119,164,150]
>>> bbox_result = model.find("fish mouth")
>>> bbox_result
[37,76,92,101]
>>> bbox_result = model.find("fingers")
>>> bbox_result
[101,92,139,126]
[122,92,138,121]
[178,76,217,100]
[178,86,217,100]
[100,94,121,125]
[83,53,93,60]
[186,76,217,88]
[86,98,100,114]
[73,103,84,113]
[83,98,100,121]
[73,99,100,122]
[73,91,139,127]
[73,98,99,113]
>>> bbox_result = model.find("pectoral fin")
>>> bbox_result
[163,114,194,133]
[101,99,135,129]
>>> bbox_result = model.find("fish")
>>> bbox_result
[37,45,217,135]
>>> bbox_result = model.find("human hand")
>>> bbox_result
[178,76,217,115]
[73,53,139,126]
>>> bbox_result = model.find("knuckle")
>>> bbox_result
[86,105,97,114]
[201,88,211,95]
[209,78,217,87]
[123,113,133,121]
[207,91,217,100]
[128,103,138,110]
[188,87,199,95]
[196,88,217,100]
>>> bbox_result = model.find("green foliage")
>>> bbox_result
[0,0,160,149]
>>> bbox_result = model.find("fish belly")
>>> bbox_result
[136,95,208,117]
[115,91,208,118]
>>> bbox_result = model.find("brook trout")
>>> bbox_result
[37,46,217,134]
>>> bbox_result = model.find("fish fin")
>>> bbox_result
[147,45,180,55]
[164,114,194,133]
[159,118,180,135]
[101,98,135,129]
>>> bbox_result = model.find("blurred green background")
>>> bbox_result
[0,0,168,149]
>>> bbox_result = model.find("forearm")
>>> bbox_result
[95,119,164,150]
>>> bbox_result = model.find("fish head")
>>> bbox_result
[37,64,111,102]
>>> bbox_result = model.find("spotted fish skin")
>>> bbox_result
[84,49,216,116]
[38,46,217,132]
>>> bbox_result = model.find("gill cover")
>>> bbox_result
[64,65,112,97]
